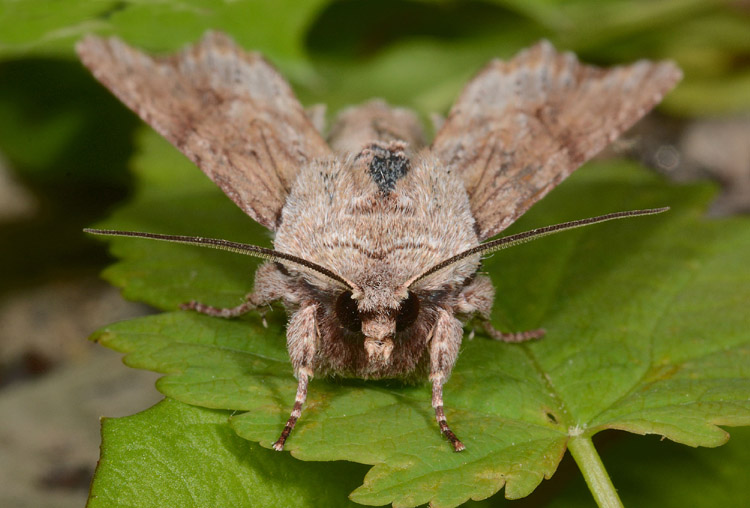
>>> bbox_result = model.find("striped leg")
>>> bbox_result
[273,367,310,451]
[480,318,545,343]
[455,275,545,344]
[273,304,318,451]
[429,308,466,452]
[180,262,287,321]
[432,376,465,452]
[180,297,262,318]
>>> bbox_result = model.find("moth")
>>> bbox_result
[77,33,681,452]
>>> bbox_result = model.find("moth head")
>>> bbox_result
[335,285,422,366]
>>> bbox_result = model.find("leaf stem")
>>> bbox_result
[568,435,623,508]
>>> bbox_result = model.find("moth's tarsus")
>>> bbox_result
[79,33,681,452]
[272,394,305,452]
[432,374,465,451]
[436,405,466,452]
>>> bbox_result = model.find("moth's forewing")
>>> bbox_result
[76,33,331,230]
[432,41,682,240]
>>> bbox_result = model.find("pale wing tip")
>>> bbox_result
[637,60,683,105]
[75,33,132,67]
[76,31,250,64]
[192,30,265,64]
[522,39,574,61]
[514,40,684,88]
[529,39,557,55]
[658,59,684,87]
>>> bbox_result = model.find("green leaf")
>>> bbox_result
[91,130,750,507]
[88,397,368,507]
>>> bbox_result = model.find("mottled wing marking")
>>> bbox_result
[431,41,682,240]
[76,32,331,230]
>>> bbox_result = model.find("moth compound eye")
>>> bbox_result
[396,291,420,332]
[335,291,362,332]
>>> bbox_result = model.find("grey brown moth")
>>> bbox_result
[78,33,681,452]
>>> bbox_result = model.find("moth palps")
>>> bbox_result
[78,33,681,452]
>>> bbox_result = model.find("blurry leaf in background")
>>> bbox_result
[0,58,137,184]
[0,0,327,62]
[303,0,750,115]
[303,0,547,114]
[0,57,140,293]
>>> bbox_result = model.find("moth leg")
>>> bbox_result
[180,295,266,318]
[429,307,466,452]
[480,320,545,343]
[273,303,318,451]
[455,275,545,343]
[180,262,285,320]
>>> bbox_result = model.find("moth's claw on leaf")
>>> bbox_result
[453,440,466,452]
[272,440,285,451]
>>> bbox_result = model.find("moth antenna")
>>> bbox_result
[406,207,669,288]
[84,228,358,291]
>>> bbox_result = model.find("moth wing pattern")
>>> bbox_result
[432,41,682,240]
[76,32,331,230]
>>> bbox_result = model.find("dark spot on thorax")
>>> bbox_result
[362,143,411,194]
